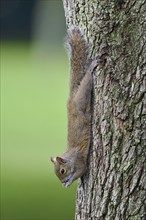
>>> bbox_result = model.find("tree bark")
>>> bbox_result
[63,0,146,219]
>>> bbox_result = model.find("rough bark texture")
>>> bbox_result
[63,0,146,219]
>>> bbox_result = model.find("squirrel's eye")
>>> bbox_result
[60,168,66,174]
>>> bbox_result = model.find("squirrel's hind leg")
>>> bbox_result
[74,59,98,113]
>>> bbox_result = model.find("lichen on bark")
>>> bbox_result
[63,0,146,219]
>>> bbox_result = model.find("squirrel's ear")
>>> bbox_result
[56,157,67,164]
[50,157,56,164]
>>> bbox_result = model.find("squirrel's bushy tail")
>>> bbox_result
[66,27,88,91]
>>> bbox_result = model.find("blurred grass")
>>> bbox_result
[1,42,77,220]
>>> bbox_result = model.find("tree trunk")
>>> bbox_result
[63,0,146,219]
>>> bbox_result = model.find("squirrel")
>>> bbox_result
[51,27,98,187]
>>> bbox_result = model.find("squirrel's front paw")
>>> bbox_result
[62,176,74,188]
[62,181,71,188]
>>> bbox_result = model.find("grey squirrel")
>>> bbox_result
[51,27,98,187]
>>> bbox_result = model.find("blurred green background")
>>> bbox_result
[1,1,77,220]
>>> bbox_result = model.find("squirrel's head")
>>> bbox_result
[50,156,73,187]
